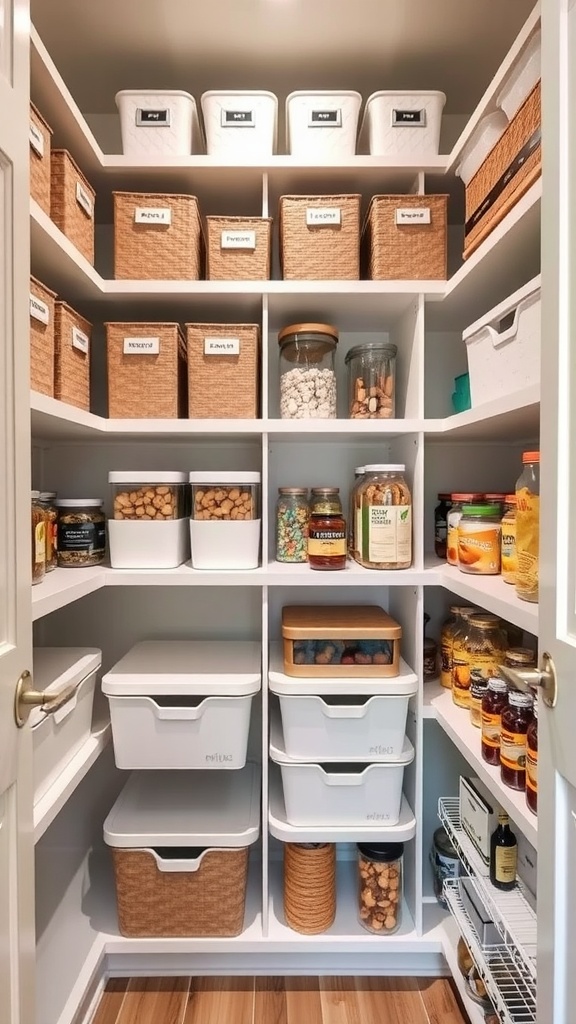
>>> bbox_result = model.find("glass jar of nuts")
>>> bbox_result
[345,341,397,420]
[357,842,403,934]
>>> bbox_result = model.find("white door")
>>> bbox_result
[0,0,35,1022]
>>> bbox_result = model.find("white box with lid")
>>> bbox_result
[286,91,362,158]
[201,91,278,158]
[102,640,261,769]
[108,471,190,570]
[189,470,261,570]
[496,29,541,120]
[115,90,204,157]
[359,90,446,157]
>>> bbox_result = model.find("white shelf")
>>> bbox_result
[439,916,488,1024]
[430,560,539,636]
[32,566,105,621]
[33,721,111,843]
[264,561,430,586]
[430,385,540,442]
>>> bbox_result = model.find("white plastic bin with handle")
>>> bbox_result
[359,90,446,156]
[115,91,203,157]
[286,91,362,158]
[201,91,277,157]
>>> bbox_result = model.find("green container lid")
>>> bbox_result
[461,503,501,516]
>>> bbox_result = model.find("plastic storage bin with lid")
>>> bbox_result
[359,90,446,156]
[115,91,204,157]
[102,640,261,769]
[189,471,260,569]
[455,111,509,186]
[104,764,260,936]
[286,91,362,158]
[496,30,541,120]
[201,91,278,157]
[108,471,190,569]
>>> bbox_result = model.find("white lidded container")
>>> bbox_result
[108,471,189,570]
[286,91,362,158]
[496,30,541,120]
[455,111,509,186]
[32,648,101,806]
[463,274,541,407]
[189,470,261,570]
[115,90,203,157]
[102,640,261,769]
[201,91,278,158]
[359,90,446,157]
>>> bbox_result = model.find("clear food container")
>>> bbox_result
[356,465,412,569]
[278,323,338,419]
[345,341,397,420]
[108,472,190,570]
[358,842,403,934]
[110,472,188,521]
[189,471,261,570]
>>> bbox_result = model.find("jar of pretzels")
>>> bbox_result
[355,464,412,569]
[358,842,403,934]
[345,342,396,419]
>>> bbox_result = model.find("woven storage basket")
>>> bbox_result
[113,191,203,279]
[186,323,259,419]
[29,103,52,215]
[54,302,91,411]
[363,194,448,280]
[206,216,272,280]
[279,194,361,280]
[29,276,57,397]
[50,150,96,264]
[111,846,249,937]
[463,81,541,260]
[284,843,336,935]
[106,322,187,419]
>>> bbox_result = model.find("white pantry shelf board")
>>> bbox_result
[33,721,111,843]
[430,561,539,636]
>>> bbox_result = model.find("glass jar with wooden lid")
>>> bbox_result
[281,604,402,677]
[278,323,338,420]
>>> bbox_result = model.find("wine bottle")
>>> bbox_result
[490,811,517,891]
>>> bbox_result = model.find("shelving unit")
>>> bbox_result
[33,721,111,842]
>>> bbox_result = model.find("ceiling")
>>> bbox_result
[31,0,535,116]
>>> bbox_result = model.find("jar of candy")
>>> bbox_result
[278,323,338,419]
[276,488,309,563]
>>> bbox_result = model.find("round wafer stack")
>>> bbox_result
[283,842,336,934]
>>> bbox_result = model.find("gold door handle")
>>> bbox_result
[498,651,558,709]
[14,670,78,728]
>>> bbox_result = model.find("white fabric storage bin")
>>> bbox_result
[108,518,190,569]
[32,648,101,805]
[115,90,203,157]
[359,90,446,157]
[455,111,509,185]
[102,640,261,770]
[496,30,541,120]
[286,91,362,158]
[201,91,278,157]
[463,274,541,407]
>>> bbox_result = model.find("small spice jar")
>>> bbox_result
[447,493,484,566]
[276,488,309,563]
[345,341,397,419]
[434,493,451,559]
[357,843,403,934]
[500,689,534,791]
[55,499,106,567]
[526,697,538,815]
[349,466,365,558]
[430,827,461,909]
[356,464,412,570]
[501,495,518,584]
[39,491,58,572]
[307,488,346,570]
[481,677,509,766]
[31,491,46,585]
[278,323,338,420]
[469,673,489,728]
[457,503,502,575]
[504,647,537,671]
[515,451,540,603]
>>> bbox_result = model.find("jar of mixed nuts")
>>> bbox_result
[55,499,106,567]
[356,464,412,570]
[276,488,309,563]
[357,843,403,934]
[39,491,58,572]
[31,491,46,585]
[345,341,396,419]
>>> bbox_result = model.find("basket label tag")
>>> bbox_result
[29,294,50,324]
[29,121,44,156]
[395,207,431,225]
[221,109,254,127]
[76,181,94,217]
[221,230,256,249]
[309,109,342,127]
[72,327,89,353]
[392,109,426,126]
[204,337,240,355]
[134,206,172,225]
[123,337,160,354]
[136,108,171,126]
[306,207,341,226]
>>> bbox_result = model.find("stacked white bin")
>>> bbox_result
[115,90,204,156]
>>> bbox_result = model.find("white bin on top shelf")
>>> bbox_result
[455,111,509,186]
[286,91,362,158]
[496,30,541,120]
[115,90,203,157]
[463,274,541,408]
[201,91,278,157]
[359,90,446,156]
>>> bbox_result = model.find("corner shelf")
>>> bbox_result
[427,560,539,636]
[33,721,111,843]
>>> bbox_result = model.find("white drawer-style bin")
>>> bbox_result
[32,647,101,805]
[115,90,204,157]
[201,91,278,157]
[359,90,446,157]
[463,274,541,407]
[286,91,362,158]
[102,640,261,769]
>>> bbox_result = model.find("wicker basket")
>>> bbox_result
[106,322,187,419]
[54,302,91,411]
[113,192,203,279]
[206,216,272,280]
[283,843,336,935]
[279,194,361,280]
[29,103,52,215]
[50,150,96,265]
[362,194,448,280]
[29,276,57,397]
[186,323,259,419]
[111,846,249,937]
[463,81,541,260]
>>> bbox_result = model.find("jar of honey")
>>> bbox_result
[441,606,475,689]
[526,697,538,815]
[451,608,477,708]
[500,690,534,791]
[307,488,347,570]
[481,678,508,766]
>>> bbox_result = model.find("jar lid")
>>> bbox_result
[450,492,484,501]
[504,494,517,504]
[278,487,308,495]
[311,487,340,496]
[508,690,534,708]
[438,493,451,500]
[39,491,57,500]
[344,342,397,363]
[483,493,506,500]
[54,498,103,508]
[461,503,501,516]
[278,322,338,344]
[363,464,406,473]
[109,471,187,484]
[189,471,260,484]
[522,451,540,463]
[471,677,489,697]
[505,647,536,665]
[532,696,538,718]
[468,612,501,628]
[487,677,508,692]
[31,490,40,498]
[432,827,458,858]
[357,842,404,861]
[354,466,366,475]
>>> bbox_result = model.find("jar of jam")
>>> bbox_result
[481,678,508,766]
[500,690,534,790]
[434,493,451,559]
[501,495,517,584]
[469,674,489,728]
[457,503,502,575]
[451,608,477,707]
[308,488,346,570]
[447,493,483,566]
[504,647,537,671]
[440,606,475,689]
[526,697,538,815]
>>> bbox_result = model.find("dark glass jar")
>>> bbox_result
[434,493,451,559]
[481,678,508,766]
[526,698,538,815]
[500,690,534,790]
[307,488,346,570]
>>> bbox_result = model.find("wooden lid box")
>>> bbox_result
[281,605,401,678]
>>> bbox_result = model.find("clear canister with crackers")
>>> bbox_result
[357,842,403,934]
[356,464,412,569]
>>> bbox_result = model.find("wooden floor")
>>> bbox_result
[92,976,469,1024]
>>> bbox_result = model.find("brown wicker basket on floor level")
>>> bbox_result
[29,103,52,215]
[113,192,203,280]
[106,322,187,419]
[283,842,336,935]
[111,846,249,937]
[50,150,96,264]
[362,194,448,280]
[279,194,361,280]
[186,323,259,419]
[206,216,272,280]
[463,81,541,260]
[54,302,91,411]
[30,276,57,397]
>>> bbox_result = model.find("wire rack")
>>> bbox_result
[439,797,537,973]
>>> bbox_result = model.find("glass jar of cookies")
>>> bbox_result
[356,465,412,569]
